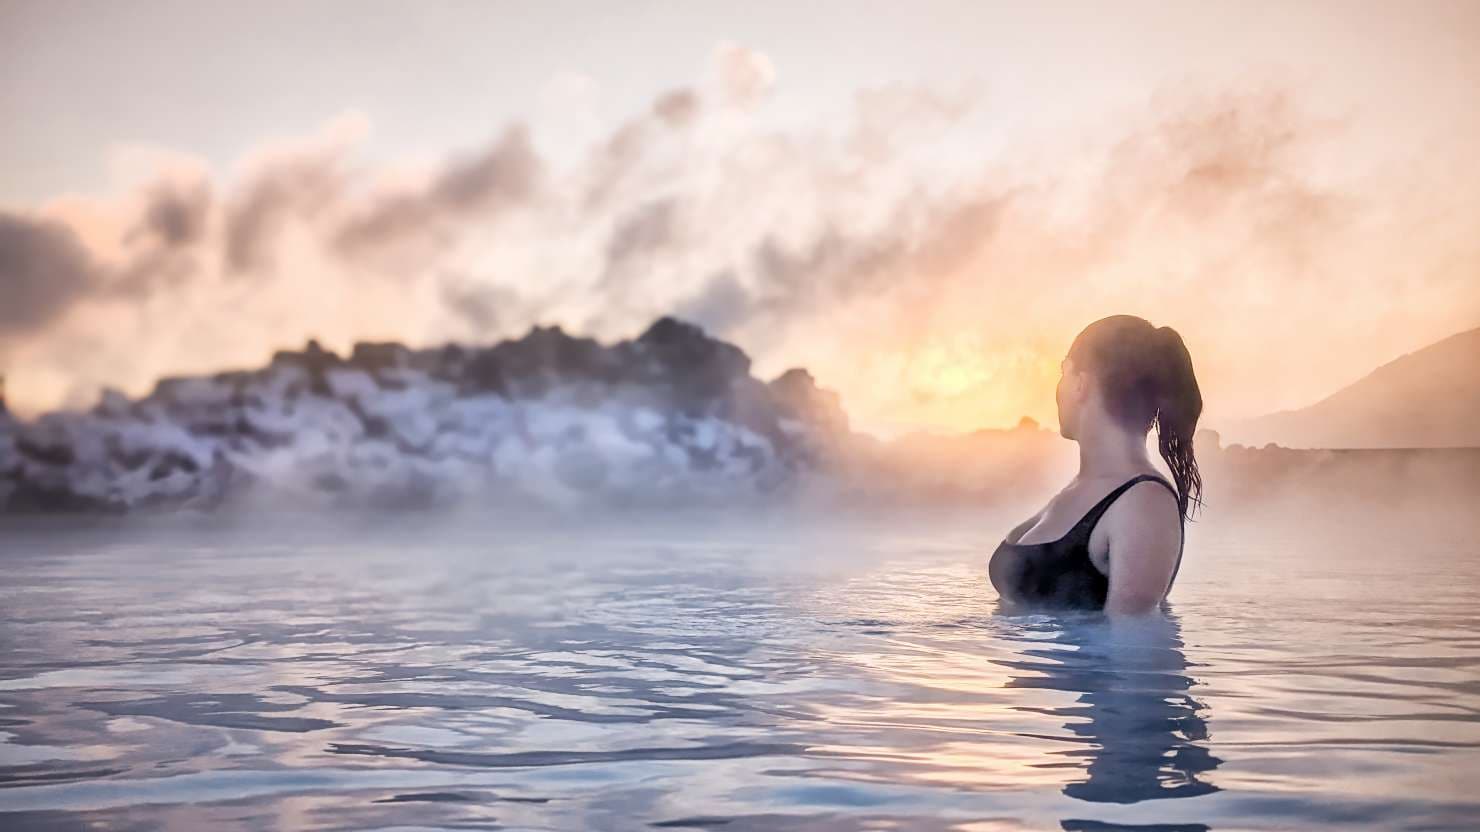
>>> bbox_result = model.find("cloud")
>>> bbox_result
[711,42,776,107]
[223,135,355,275]
[581,120,654,213]
[604,197,679,270]
[0,213,95,337]
[334,124,543,263]
[441,277,530,337]
[134,176,212,248]
[674,269,751,333]
[1,47,1474,436]
[1,164,215,347]
[652,87,701,128]
[110,172,213,298]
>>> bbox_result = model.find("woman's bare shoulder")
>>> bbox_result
[1104,480,1182,544]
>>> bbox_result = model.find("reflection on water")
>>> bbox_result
[996,610,1222,806]
[0,516,1478,830]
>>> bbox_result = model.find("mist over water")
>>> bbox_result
[3,4,1478,829]
[1,496,1477,831]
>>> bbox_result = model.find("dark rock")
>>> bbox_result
[16,436,75,467]
[460,348,511,396]
[350,342,411,373]
[105,434,152,470]
[271,338,341,396]
[769,368,849,435]
[634,317,751,414]
[0,315,861,514]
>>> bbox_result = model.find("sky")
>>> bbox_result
[2,0,1478,437]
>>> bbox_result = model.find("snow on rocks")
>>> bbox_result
[0,318,852,513]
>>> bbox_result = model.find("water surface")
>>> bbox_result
[1,510,1477,830]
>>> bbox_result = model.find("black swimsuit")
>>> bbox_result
[988,474,1184,610]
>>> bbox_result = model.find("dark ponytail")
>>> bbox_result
[1067,315,1205,524]
[1152,326,1204,524]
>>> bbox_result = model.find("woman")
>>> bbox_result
[989,315,1204,616]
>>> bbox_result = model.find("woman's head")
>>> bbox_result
[1056,315,1204,522]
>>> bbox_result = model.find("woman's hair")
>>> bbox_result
[1067,315,1204,523]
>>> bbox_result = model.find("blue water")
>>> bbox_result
[1,510,1477,830]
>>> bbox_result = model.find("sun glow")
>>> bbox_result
[847,332,1063,436]
[906,337,995,400]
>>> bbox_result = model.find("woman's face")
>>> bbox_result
[1055,355,1087,439]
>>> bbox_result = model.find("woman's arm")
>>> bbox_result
[1102,482,1183,617]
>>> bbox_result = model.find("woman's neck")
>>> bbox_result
[1075,417,1156,481]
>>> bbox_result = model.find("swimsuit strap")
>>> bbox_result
[1067,473,1180,543]
[1083,473,1186,594]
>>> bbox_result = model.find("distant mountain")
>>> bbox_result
[1218,325,1480,449]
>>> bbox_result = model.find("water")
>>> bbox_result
[1,509,1478,830]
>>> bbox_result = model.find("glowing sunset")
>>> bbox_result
[2,3,1478,830]
[3,3,1477,439]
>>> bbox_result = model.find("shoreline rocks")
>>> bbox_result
[0,317,854,513]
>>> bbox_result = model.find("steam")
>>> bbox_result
[0,214,96,337]
[1,46,1476,437]
[331,125,543,266]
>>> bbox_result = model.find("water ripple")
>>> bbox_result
[0,518,1477,829]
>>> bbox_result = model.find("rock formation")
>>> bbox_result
[0,318,853,513]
